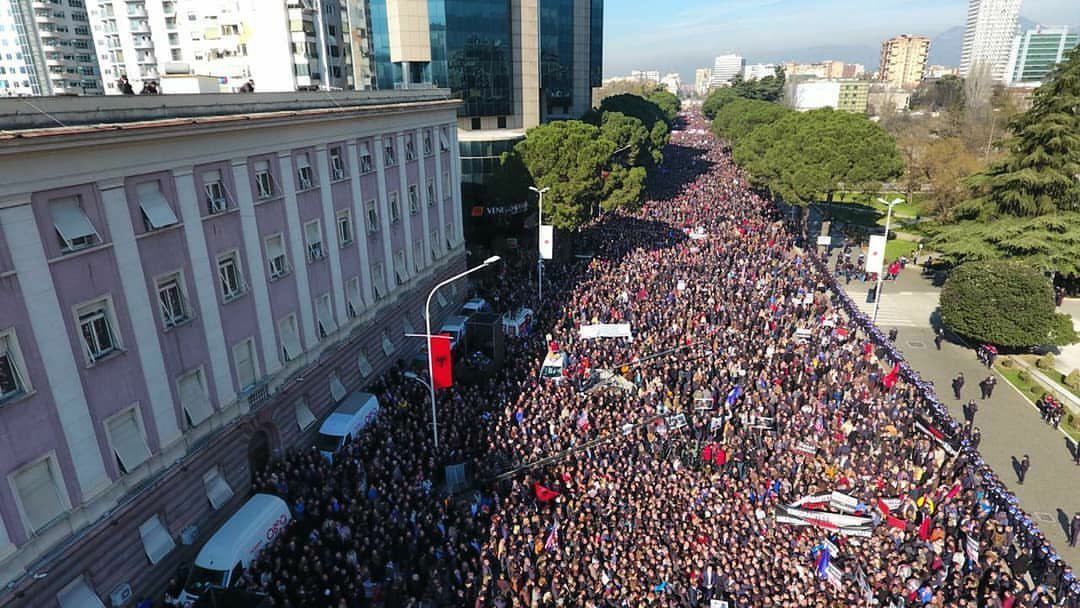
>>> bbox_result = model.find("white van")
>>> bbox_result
[315,391,380,460]
[439,315,470,351]
[460,298,491,316]
[179,494,291,605]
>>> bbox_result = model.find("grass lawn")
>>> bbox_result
[826,191,924,219]
[885,239,918,261]
[995,359,1080,442]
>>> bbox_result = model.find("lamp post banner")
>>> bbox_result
[539,225,554,260]
[865,234,886,274]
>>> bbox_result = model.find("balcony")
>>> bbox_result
[133,37,154,49]
[136,54,156,64]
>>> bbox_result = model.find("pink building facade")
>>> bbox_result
[0,91,466,607]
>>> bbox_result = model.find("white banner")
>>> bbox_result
[579,323,633,340]
[539,225,554,260]
[865,234,886,274]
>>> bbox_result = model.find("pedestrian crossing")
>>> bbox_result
[846,288,922,328]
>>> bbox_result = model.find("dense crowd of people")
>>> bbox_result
[233,111,1079,607]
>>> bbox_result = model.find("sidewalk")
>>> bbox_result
[834,274,1080,569]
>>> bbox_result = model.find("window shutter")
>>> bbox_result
[14,460,64,533]
[138,515,175,565]
[203,467,234,510]
[107,410,150,473]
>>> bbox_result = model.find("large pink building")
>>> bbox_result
[0,90,466,607]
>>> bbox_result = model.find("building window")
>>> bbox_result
[381,331,395,357]
[177,368,212,427]
[136,181,179,231]
[77,298,119,362]
[383,139,397,167]
[443,171,452,199]
[156,273,189,328]
[232,337,257,393]
[336,210,353,246]
[49,196,99,253]
[278,314,302,362]
[427,178,436,208]
[389,192,401,223]
[359,143,373,173]
[470,117,481,130]
[413,238,425,272]
[254,160,274,198]
[56,577,102,608]
[430,229,441,260]
[498,116,507,129]
[304,220,324,262]
[423,130,433,156]
[203,170,227,213]
[0,330,30,402]
[365,200,379,232]
[105,406,150,474]
[203,467,234,510]
[296,153,314,190]
[330,148,345,180]
[439,128,450,151]
[393,249,408,284]
[408,185,419,215]
[138,514,175,565]
[265,234,288,279]
[294,399,316,430]
[357,350,373,377]
[445,222,455,250]
[315,293,337,339]
[346,276,362,318]
[12,455,68,534]
[217,251,244,301]
[371,262,385,299]
[405,135,416,161]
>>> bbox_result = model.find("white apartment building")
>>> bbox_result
[743,63,777,81]
[709,54,744,88]
[694,67,710,95]
[630,69,660,84]
[959,0,1022,81]
[85,0,357,95]
[1,0,104,96]
[659,72,680,95]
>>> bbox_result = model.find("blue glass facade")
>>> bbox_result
[539,0,574,117]
[590,0,603,88]
[436,0,513,117]
[368,0,396,90]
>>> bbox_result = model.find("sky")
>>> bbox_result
[603,0,1080,83]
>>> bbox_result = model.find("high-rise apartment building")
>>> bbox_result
[0,0,104,96]
[694,67,711,95]
[0,89,465,607]
[959,0,1022,81]
[83,0,360,95]
[659,72,679,95]
[709,54,743,88]
[879,34,930,88]
[1004,26,1079,86]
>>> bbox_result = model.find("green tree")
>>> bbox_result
[732,66,786,102]
[968,46,1080,216]
[593,94,670,163]
[513,120,647,231]
[646,90,681,123]
[701,87,740,120]
[910,75,965,112]
[926,213,1080,278]
[734,108,903,206]
[600,111,655,167]
[940,260,1076,347]
[710,98,791,144]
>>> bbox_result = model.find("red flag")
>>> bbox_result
[882,363,900,390]
[876,498,891,516]
[430,334,453,389]
[534,482,560,502]
[918,517,931,540]
[944,483,961,502]
[886,515,907,530]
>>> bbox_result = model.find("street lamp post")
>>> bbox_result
[423,255,501,450]
[872,198,903,325]
[529,186,550,303]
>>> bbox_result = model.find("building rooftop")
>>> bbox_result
[0,90,456,137]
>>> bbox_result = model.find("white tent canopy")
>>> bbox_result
[579,323,633,340]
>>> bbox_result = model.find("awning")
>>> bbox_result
[579,323,633,340]
[107,411,150,472]
[316,296,338,336]
[50,197,99,247]
[254,160,270,173]
[136,182,178,229]
[280,319,302,360]
[296,153,311,169]
[57,578,105,608]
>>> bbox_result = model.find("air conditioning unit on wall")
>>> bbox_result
[108,583,132,607]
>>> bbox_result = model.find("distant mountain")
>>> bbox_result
[928,16,1039,67]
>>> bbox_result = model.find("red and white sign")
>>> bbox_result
[539,225,554,260]
[865,235,886,274]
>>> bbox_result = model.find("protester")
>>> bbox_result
[234,109,1079,608]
